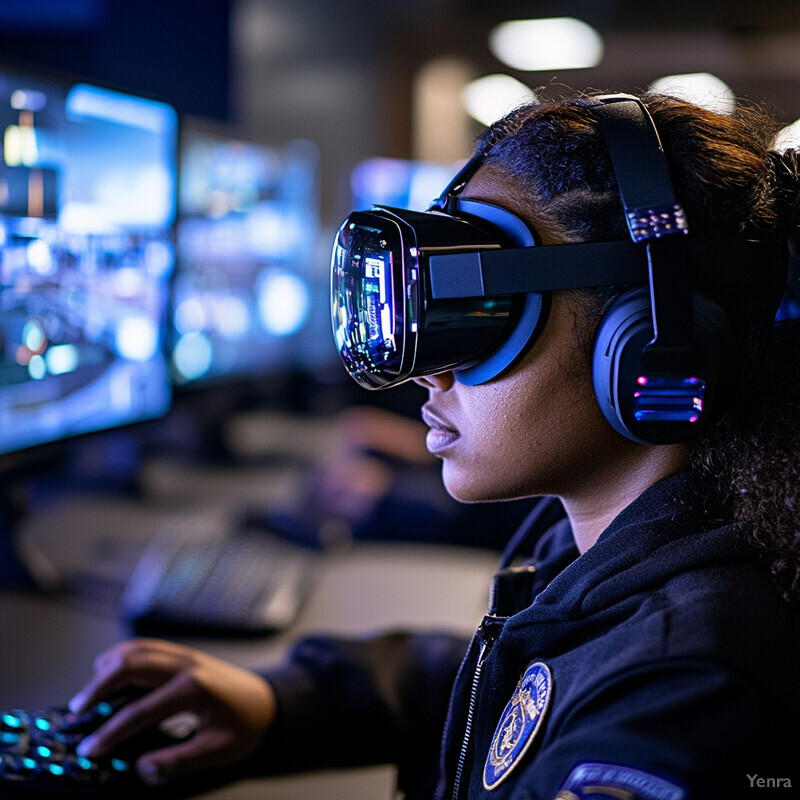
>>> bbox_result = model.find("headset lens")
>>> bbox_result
[332,213,416,388]
[331,206,527,390]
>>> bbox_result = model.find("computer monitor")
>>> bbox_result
[0,64,177,457]
[350,156,463,212]
[170,122,320,387]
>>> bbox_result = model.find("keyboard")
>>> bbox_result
[0,694,191,797]
[120,519,319,636]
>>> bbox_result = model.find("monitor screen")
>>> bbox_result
[0,66,177,455]
[350,156,463,212]
[170,125,320,386]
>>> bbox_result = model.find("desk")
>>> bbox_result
[0,498,500,799]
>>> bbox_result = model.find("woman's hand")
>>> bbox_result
[69,638,277,786]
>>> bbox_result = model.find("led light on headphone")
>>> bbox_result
[633,375,705,423]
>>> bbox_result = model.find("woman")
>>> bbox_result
[69,91,800,799]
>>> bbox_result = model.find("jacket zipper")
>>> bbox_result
[451,624,497,800]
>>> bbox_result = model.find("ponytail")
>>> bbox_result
[767,147,800,240]
[695,146,800,603]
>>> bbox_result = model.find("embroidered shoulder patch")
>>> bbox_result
[555,762,686,800]
[483,660,552,790]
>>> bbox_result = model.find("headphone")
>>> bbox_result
[440,94,738,445]
[587,95,734,444]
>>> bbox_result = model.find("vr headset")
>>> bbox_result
[331,94,787,444]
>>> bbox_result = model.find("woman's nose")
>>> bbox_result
[412,371,455,391]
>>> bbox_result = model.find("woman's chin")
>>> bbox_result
[441,467,513,505]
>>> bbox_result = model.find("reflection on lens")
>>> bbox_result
[362,251,394,354]
[331,216,405,387]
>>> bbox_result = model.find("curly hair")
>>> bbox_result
[477,91,800,603]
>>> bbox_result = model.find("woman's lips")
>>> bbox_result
[421,405,459,454]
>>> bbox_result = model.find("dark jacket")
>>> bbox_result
[261,472,800,799]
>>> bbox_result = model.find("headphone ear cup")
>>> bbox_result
[591,288,733,444]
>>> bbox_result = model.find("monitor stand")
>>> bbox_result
[0,486,61,591]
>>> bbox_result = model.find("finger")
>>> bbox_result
[70,640,161,712]
[70,640,192,713]
[136,729,237,786]
[77,671,198,758]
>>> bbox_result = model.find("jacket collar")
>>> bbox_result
[503,471,746,629]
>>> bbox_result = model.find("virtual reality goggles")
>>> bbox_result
[332,199,774,381]
[330,94,786,442]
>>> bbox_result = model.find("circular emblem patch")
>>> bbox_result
[483,661,553,790]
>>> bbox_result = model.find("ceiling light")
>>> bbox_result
[774,119,800,152]
[462,74,536,127]
[489,18,603,71]
[649,73,735,115]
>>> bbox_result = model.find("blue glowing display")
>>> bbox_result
[170,128,320,385]
[0,66,176,454]
[350,157,462,212]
